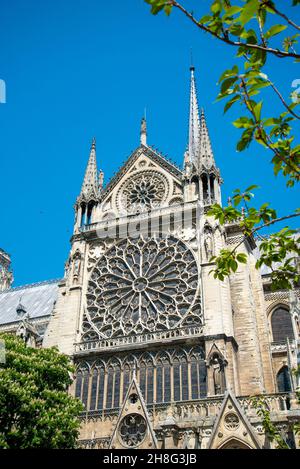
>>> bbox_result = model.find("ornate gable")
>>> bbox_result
[99,145,184,218]
[208,391,261,449]
[109,373,158,449]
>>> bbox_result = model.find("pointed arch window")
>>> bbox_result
[122,364,132,401]
[75,366,90,409]
[173,358,181,401]
[147,363,154,404]
[90,368,99,410]
[156,361,163,403]
[139,362,146,399]
[106,366,114,409]
[277,366,292,393]
[210,174,215,201]
[271,307,294,343]
[97,366,105,410]
[113,363,121,408]
[191,355,207,399]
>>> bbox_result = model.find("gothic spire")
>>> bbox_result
[188,65,201,165]
[199,108,215,169]
[80,137,98,198]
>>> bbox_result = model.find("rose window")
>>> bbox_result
[224,413,240,430]
[118,171,168,211]
[83,236,198,339]
[119,414,147,447]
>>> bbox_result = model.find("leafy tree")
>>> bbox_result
[144,0,300,291]
[252,367,300,449]
[0,334,83,449]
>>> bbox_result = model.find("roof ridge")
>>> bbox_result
[0,278,62,293]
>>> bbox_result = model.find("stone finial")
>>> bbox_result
[140,117,147,146]
[0,249,13,291]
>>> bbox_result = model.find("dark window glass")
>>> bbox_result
[97,369,105,410]
[164,365,171,402]
[139,366,146,399]
[271,308,294,343]
[191,362,199,399]
[277,366,292,393]
[173,363,181,401]
[199,361,207,398]
[75,372,82,399]
[156,365,163,403]
[181,362,189,400]
[123,367,130,401]
[147,367,154,403]
[81,372,89,409]
[114,368,121,408]
[106,368,114,409]
[90,369,98,410]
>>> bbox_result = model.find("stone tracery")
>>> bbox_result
[117,170,169,212]
[82,236,199,340]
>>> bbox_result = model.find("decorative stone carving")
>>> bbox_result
[209,353,226,395]
[203,225,214,261]
[119,414,147,447]
[224,413,240,430]
[0,249,13,291]
[82,236,198,340]
[72,251,82,283]
[117,170,169,212]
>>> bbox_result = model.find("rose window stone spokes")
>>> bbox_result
[84,236,198,339]
[118,171,168,212]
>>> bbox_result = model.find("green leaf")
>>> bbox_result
[211,0,222,14]
[245,184,259,192]
[233,117,254,129]
[225,6,242,16]
[253,101,263,121]
[237,253,248,264]
[239,0,259,26]
[221,76,238,94]
[224,95,240,113]
[264,117,279,127]
[265,24,287,39]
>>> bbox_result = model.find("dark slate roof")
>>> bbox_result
[0,279,60,326]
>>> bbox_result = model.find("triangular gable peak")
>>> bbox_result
[207,343,227,364]
[109,373,158,449]
[208,390,261,449]
[99,145,184,217]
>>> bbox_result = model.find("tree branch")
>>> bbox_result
[264,2,300,32]
[228,212,300,256]
[168,1,300,59]
[240,77,300,177]
[268,80,300,120]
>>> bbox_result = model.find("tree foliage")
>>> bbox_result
[144,0,300,291]
[0,334,83,449]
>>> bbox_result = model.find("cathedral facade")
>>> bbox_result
[1,67,300,449]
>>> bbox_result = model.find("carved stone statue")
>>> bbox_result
[204,227,214,261]
[64,257,71,279]
[211,354,226,395]
[73,252,82,281]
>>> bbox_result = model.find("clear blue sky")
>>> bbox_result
[0,0,299,287]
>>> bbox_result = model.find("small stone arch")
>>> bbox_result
[276,365,292,393]
[219,438,253,449]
